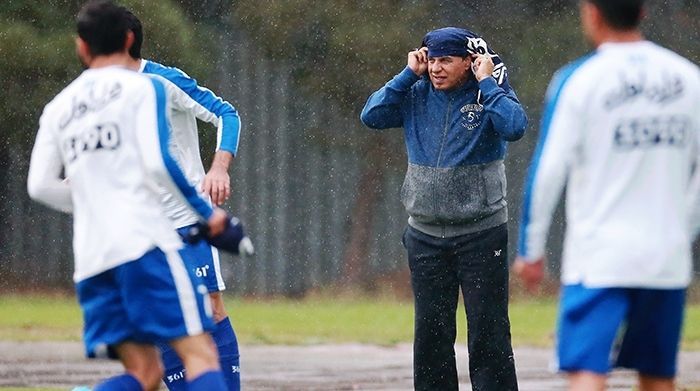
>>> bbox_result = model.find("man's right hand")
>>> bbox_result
[408,47,428,76]
[513,256,546,294]
[207,208,228,237]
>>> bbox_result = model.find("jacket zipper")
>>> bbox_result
[435,97,452,167]
[433,96,452,237]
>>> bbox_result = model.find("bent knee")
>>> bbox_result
[131,364,164,391]
[172,333,221,375]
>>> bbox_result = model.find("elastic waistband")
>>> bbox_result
[408,207,508,238]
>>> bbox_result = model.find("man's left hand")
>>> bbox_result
[472,54,495,82]
[202,165,230,206]
[512,256,546,294]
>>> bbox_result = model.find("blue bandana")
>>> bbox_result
[421,27,509,88]
[422,27,472,58]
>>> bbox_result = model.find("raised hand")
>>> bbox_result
[408,47,429,76]
[471,54,495,82]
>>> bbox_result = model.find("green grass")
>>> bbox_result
[229,297,415,345]
[0,294,699,349]
[0,389,60,391]
[0,295,82,341]
[509,299,559,347]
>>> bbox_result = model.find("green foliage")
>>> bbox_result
[120,0,212,78]
[232,0,700,140]
[234,1,436,114]
[0,1,79,28]
[0,4,78,147]
[0,0,212,148]
[494,10,587,135]
[232,0,585,117]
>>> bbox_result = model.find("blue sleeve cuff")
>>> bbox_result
[478,77,501,97]
[217,113,240,156]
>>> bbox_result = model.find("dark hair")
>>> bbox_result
[124,9,143,59]
[76,0,130,57]
[587,0,644,30]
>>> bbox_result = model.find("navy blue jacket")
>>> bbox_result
[361,67,527,237]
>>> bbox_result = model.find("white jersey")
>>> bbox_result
[139,59,241,229]
[518,41,700,288]
[27,66,213,282]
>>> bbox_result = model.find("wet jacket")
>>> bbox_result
[361,67,527,237]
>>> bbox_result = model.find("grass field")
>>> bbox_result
[0,389,56,391]
[1,293,700,349]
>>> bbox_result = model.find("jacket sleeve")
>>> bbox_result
[164,68,241,156]
[360,67,420,129]
[136,78,213,222]
[687,76,700,238]
[479,77,528,141]
[27,108,73,213]
[687,152,700,238]
[518,70,582,261]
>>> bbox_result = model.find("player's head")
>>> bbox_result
[124,9,143,59]
[75,0,133,66]
[581,0,644,45]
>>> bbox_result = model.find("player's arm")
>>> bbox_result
[514,68,583,292]
[27,110,73,213]
[136,77,227,234]
[687,151,700,238]
[472,55,528,141]
[167,70,240,205]
[360,48,425,130]
[687,78,700,238]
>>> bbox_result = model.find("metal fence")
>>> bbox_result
[2,4,699,295]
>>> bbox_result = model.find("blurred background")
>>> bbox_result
[1,0,698,297]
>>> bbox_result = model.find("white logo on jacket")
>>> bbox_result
[461,104,483,130]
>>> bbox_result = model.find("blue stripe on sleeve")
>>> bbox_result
[517,54,594,257]
[150,78,213,220]
[144,61,241,155]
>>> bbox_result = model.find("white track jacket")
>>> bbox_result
[518,41,700,288]
[28,66,213,282]
[139,59,241,229]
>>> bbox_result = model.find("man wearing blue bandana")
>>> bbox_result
[361,27,526,390]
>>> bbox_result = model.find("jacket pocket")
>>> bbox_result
[401,163,436,222]
[482,160,506,205]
